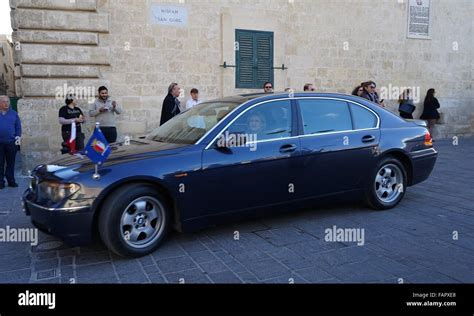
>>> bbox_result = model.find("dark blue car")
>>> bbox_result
[23,93,437,257]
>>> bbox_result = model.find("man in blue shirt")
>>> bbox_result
[0,95,22,189]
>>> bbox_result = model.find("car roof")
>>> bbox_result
[209,92,371,105]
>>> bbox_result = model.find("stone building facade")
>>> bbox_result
[0,35,15,96]
[9,0,474,171]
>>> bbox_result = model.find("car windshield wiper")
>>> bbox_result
[115,139,149,146]
[152,137,194,145]
[152,137,171,143]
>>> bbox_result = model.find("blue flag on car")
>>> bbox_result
[84,126,111,165]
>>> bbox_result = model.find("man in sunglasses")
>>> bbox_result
[263,82,273,93]
[360,81,385,107]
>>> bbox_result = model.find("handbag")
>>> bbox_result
[399,101,416,114]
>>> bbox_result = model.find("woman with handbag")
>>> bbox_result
[420,88,440,136]
[398,89,416,119]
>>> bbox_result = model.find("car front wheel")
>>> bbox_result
[99,184,170,257]
[366,157,407,210]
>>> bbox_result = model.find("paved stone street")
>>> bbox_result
[0,139,473,284]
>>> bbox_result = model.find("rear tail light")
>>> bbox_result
[424,131,433,146]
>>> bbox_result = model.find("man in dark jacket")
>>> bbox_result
[160,83,181,125]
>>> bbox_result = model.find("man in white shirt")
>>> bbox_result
[185,88,201,110]
[89,86,121,143]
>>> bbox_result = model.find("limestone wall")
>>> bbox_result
[0,35,15,96]
[10,0,474,171]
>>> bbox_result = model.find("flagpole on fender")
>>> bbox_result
[92,122,101,180]
[92,164,100,180]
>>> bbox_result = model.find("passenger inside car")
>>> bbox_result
[247,113,266,138]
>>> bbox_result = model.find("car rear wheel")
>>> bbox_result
[98,184,170,257]
[365,157,407,210]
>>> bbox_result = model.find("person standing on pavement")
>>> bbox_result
[185,88,201,110]
[59,94,85,153]
[360,81,385,107]
[0,95,21,189]
[160,82,181,125]
[89,86,122,143]
[352,85,364,97]
[398,89,416,119]
[420,88,441,136]
[303,83,316,91]
[263,82,273,93]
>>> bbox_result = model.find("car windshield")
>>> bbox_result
[147,101,241,144]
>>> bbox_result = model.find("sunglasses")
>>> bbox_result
[265,86,272,89]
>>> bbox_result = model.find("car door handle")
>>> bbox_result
[362,135,376,143]
[280,144,297,153]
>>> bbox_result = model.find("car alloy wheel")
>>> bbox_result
[365,157,407,210]
[374,163,404,204]
[120,196,166,249]
[99,184,170,257]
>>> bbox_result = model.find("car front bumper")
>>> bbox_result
[23,190,95,246]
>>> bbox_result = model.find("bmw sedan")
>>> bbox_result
[23,93,437,257]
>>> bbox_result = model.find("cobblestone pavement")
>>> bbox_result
[0,139,473,284]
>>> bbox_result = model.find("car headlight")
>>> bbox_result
[38,181,81,203]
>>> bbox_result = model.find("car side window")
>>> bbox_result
[298,99,352,135]
[350,103,377,129]
[226,100,292,142]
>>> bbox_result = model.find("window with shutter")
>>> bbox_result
[235,29,274,89]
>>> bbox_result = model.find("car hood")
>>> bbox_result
[34,140,190,177]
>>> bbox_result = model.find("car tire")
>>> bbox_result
[365,157,407,210]
[98,184,170,257]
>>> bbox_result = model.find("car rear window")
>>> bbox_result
[298,99,352,135]
[350,103,377,129]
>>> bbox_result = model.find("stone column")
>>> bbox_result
[10,0,111,172]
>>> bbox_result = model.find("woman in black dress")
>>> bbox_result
[420,88,440,136]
